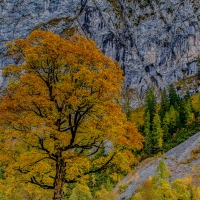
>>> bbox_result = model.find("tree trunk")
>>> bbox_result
[53,157,66,200]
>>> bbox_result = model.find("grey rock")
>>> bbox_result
[116,131,200,199]
[0,0,200,104]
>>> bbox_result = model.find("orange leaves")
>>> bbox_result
[0,30,144,198]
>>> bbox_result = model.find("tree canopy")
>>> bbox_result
[0,30,143,199]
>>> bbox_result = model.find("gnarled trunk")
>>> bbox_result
[53,157,66,200]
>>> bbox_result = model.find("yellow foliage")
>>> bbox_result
[0,30,144,199]
[191,93,200,112]
[69,184,93,200]
[131,106,145,126]
[192,187,200,200]
[133,177,157,200]
[171,179,190,200]
[94,186,117,200]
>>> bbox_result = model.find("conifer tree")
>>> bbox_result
[154,160,170,181]
[153,160,172,199]
[152,113,163,154]
[121,87,135,121]
[144,111,153,156]
[168,105,178,134]
[184,100,193,124]
[159,88,170,121]
[144,88,156,127]
[179,92,193,126]
[185,90,191,100]
[168,84,180,109]
[162,112,171,142]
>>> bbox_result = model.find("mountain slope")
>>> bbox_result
[116,131,200,199]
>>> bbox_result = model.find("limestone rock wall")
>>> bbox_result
[1,0,200,102]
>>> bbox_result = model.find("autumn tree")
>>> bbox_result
[94,186,117,200]
[153,160,170,182]
[171,179,190,200]
[133,176,157,200]
[0,31,144,200]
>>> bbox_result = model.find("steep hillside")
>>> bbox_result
[0,0,200,102]
[116,131,200,199]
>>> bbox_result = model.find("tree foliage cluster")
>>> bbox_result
[132,160,200,200]
[143,85,200,156]
[0,30,144,200]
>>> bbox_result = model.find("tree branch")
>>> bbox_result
[27,176,54,189]
[64,152,116,184]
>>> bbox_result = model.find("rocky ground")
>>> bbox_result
[116,131,200,200]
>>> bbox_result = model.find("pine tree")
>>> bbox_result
[152,113,163,154]
[168,105,178,134]
[162,112,171,142]
[144,111,153,156]
[121,87,135,121]
[159,88,170,121]
[144,88,156,127]
[179,92,193,126]
[185,90,191,100]
[168,84,180,109]
[184,99,194,124]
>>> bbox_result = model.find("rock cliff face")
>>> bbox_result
[1,0,200,102]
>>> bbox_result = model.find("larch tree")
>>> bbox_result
[171,179,190,200]
[153,160,170,182]
[0,30,144,200]
[133,176,157,200]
